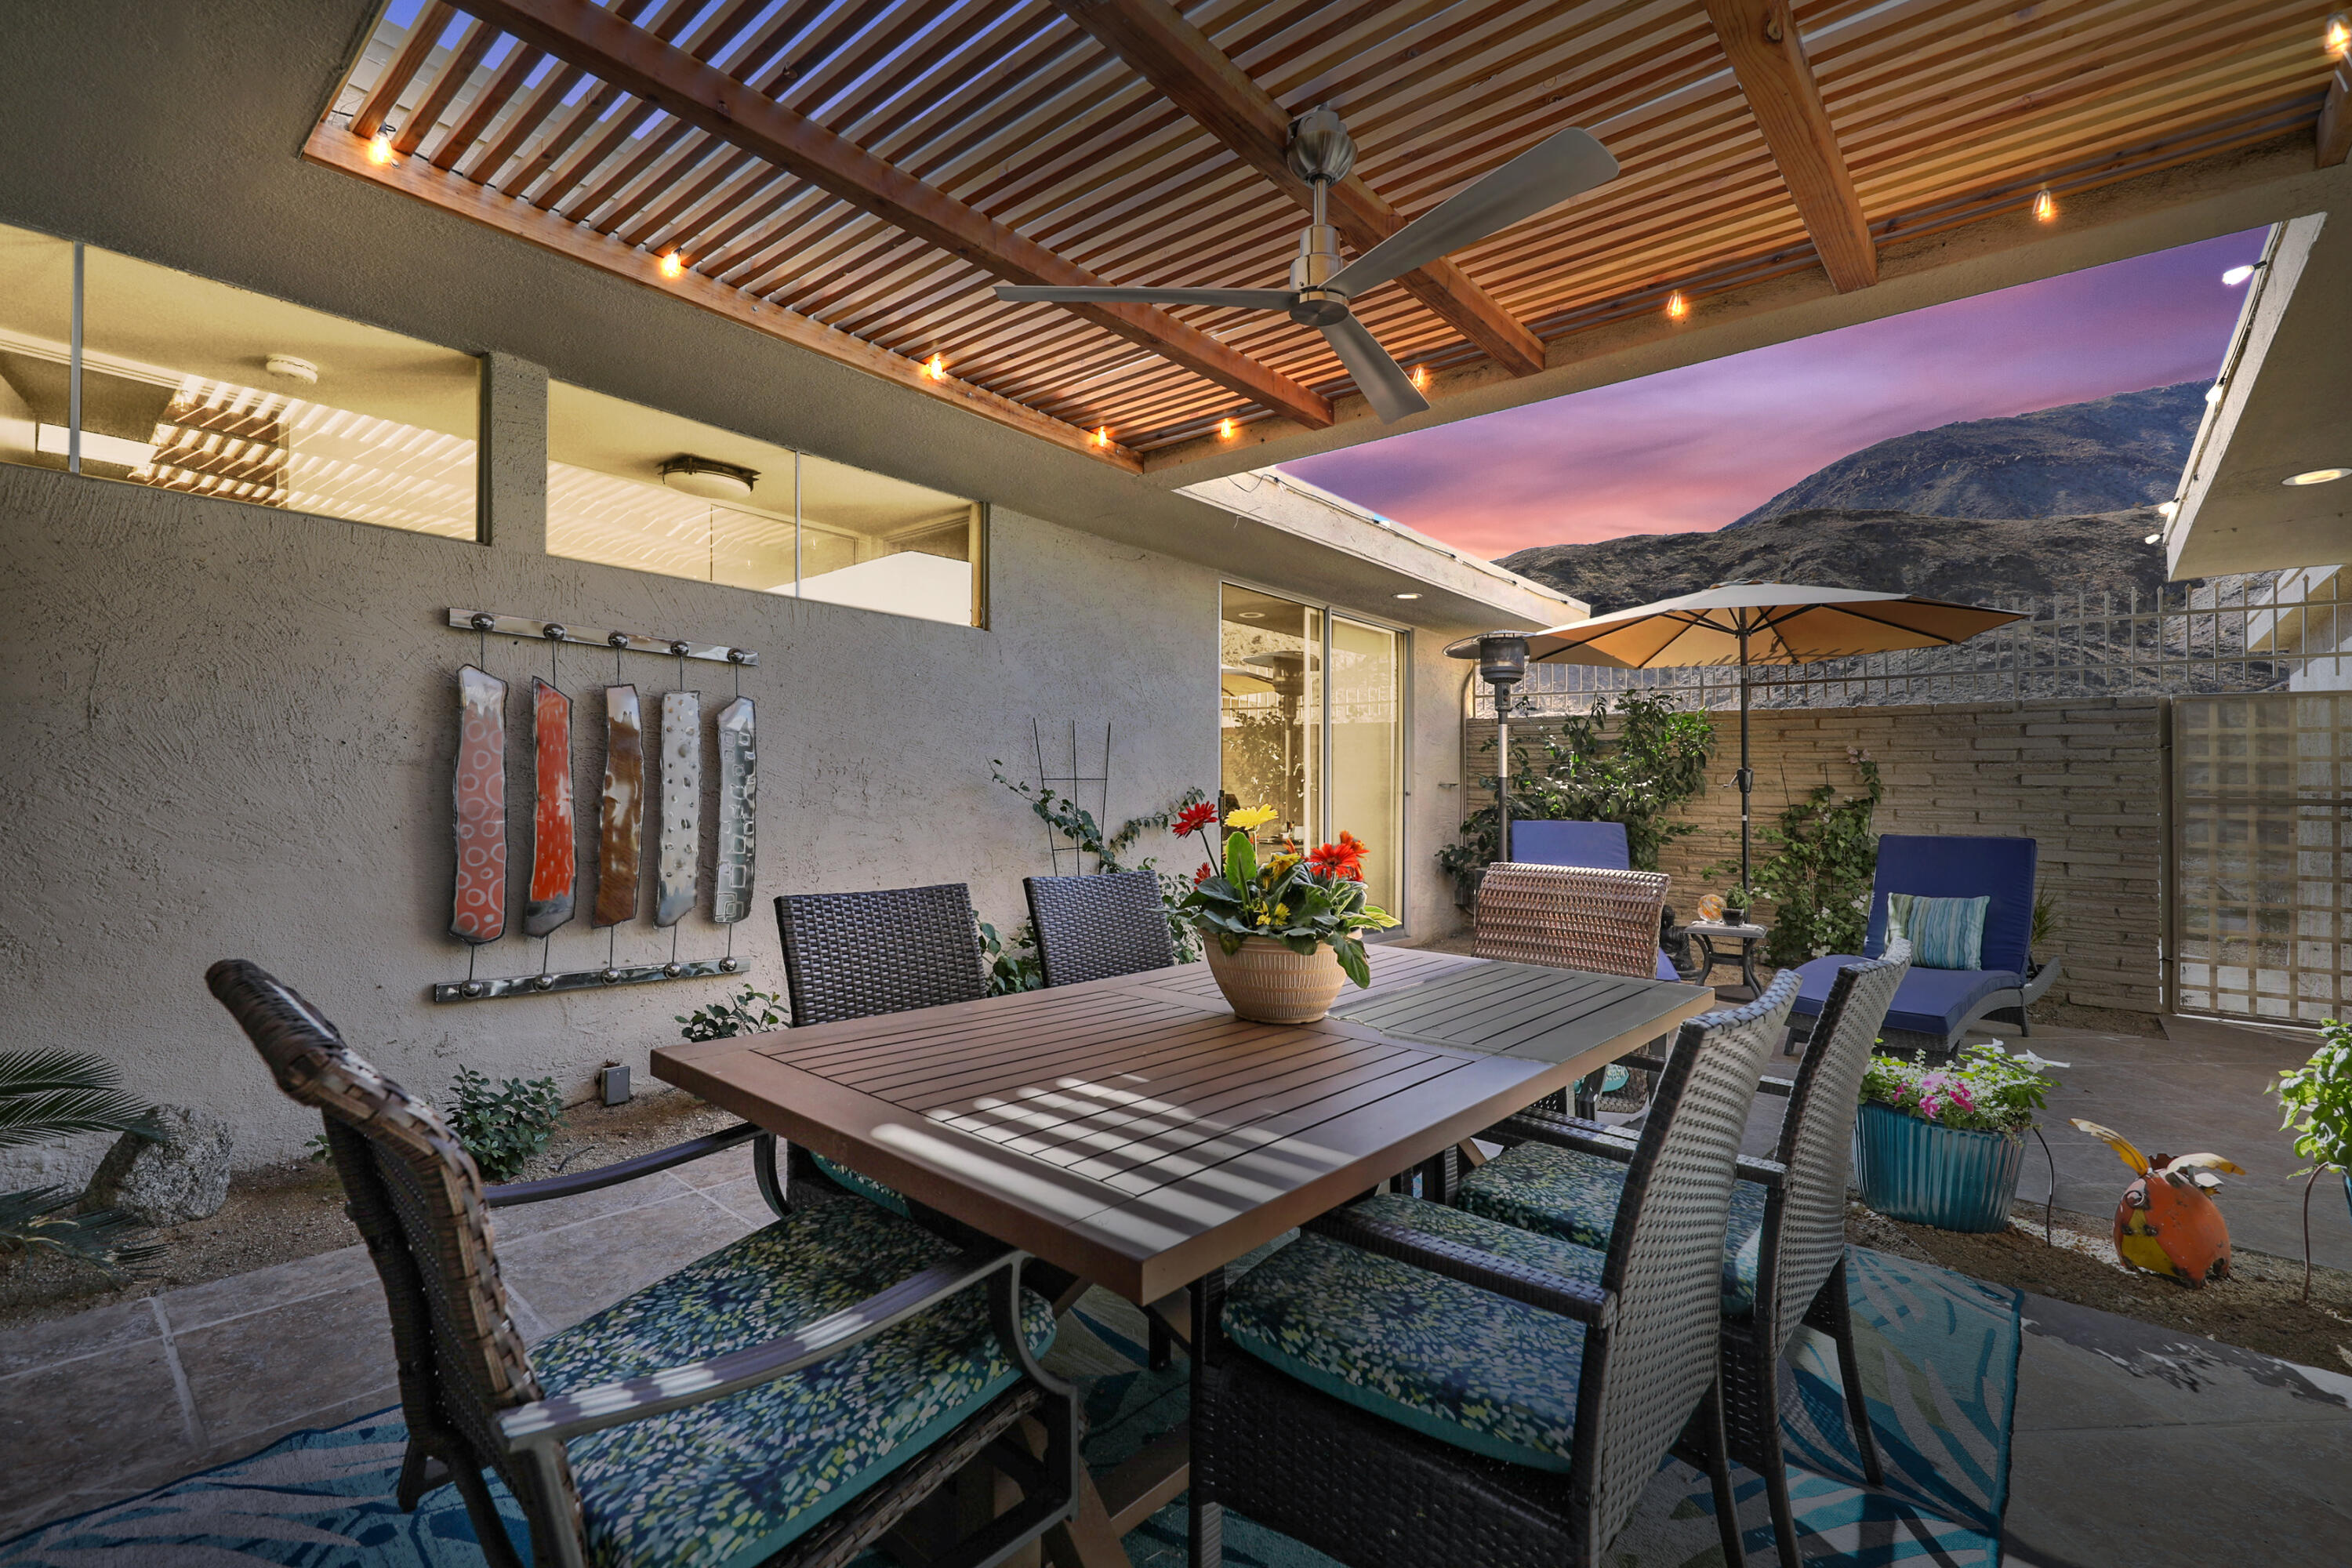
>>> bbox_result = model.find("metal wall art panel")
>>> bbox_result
[713,697,757,923]
[450,666,508,944]
[655,690,701,927]
[593,685,645,927]
[525,677,575,938]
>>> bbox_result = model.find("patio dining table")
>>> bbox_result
[652,943,1713,1565]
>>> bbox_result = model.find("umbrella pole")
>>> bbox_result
[1737,630,1753,896]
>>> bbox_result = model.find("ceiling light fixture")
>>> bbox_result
[660,455,758,500]
[368,130,397,165]
[1394,592,1422,600]
[1236,610,1265,619]
[2221,264,2256,285]
[2284,467,2351,486]
[2032,188,2056,222]
[658,252,684,280]
[1665,290,1689,320]
[263,354,319,383]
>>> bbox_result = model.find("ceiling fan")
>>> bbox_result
[993,107,1619,423]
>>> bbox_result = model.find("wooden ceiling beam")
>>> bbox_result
[1700,0,1878,292]
[1051,0,1548,377]
[2321,56,2351,166]
[458,0,1334,429]
[394,18,495,157]
[352,1,456,141]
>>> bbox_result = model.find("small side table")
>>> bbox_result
[1682,920,1768,999]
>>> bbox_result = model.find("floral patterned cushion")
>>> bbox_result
[1220,1193,1606,1472]
[1454,1142,1770,1315]
[529,1196,1053,1568]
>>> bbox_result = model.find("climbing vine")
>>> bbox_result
[1725,748,1883,968]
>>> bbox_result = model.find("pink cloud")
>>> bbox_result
[1282,230,2267,561]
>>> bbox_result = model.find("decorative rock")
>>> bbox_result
[84,1106,233,1225]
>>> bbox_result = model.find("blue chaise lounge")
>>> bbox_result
[1788,833,2059,1059]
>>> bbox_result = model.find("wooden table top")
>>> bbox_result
[654,946,1713,1303]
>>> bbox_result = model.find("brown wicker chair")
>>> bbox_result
[1465,946,1911,1567]
[1476,861,1673,1115]
[1023,870,1174,986]
[1188,972,1798,1568]
[205,960,1077,1568]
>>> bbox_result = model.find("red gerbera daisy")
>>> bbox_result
[1305,843,1356,878]
[1174,802,1219,837]
[1193,861,1216,884]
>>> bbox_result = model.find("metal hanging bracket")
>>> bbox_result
[449,609,756,666]
[433,956,744,1004]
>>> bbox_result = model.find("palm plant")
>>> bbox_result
[0,1048,164,1279]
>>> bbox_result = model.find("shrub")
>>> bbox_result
[445,1067,563,1181]
[1730,750,1881,967]
[0,1048,163,1279]
[677,987,787,1041]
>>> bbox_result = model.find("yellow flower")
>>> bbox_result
[1266,855,1299,879]
[1225,805,1279,831]
[1273,902,1290,921]
[1256,912,1272,927]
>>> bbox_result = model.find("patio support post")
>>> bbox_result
[1737,624,1754,894]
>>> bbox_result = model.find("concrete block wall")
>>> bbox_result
[1461,695,2165,1013]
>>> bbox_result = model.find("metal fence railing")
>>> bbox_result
[1470,569,2350,716]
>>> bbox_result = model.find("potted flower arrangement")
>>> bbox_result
[1853,1042,2065,1232]
[1173,805,1398,1024]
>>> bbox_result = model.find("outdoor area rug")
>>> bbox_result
[0,1247,2018,1568]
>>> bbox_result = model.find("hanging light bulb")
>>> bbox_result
[659,252,684,280]
[1218,417,1236,440]
[2032,188,2057,223]
[368,129,397,165]
[2221,264,2256,286]
[1665,290,1689,320]
[1092,426,1111,448]
[1410,365,1429,390]
[924,354,946,381]
[2328,13,2350,56]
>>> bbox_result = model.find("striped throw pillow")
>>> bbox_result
[1886,893,1988,971]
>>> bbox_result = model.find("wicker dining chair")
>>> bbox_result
[773,883,989,1216]
[1189,973,1797,1568]
[1476,861,1673,1115]
[1024,870,1175,987]
[205,960,1077,1568]
[1459,947,1910,1567]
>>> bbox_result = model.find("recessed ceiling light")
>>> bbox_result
[1393,592,1422,600]
[1236,610,1265,619]
[660,455,758,500]
[2284,467,2351,486]
[2221,264,2256,285]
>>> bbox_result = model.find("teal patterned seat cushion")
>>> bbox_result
[811,1151,911,1217]
[528,1196,1054,1568]
[1456,1141,1770,1316]
[1220,1193,1605,1472]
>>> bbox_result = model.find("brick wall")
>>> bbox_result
[1460,695,2165,1013]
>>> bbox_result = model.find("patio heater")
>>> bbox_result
[1450,631,1530,862]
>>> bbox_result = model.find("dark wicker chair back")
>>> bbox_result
[203,959,582,1541]
[1762,941,1910,1348]
[1474,862,1667,979]
[1578,967,1797,1551]
[1024,870,1175,986]
[775,883,987,1026]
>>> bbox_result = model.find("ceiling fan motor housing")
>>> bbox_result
[1286,106,1356,183]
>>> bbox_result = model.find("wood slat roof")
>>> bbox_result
[311,0,2339,470]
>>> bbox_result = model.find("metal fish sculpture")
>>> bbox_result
[713,696,756,924]
[524,678,575,938]
[593,685,645,927]
[655,691,700,927]
[450,665,508,944]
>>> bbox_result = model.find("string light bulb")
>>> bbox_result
[924,354,946,381]
[2328,13,2350,56]
[659,252,684,279]
[1218,417,1236,440]
[1664,290,1689,320]
[1092,426,1111,448]
[1410,365,1429,390]
[2032,188,2056,223]
[368,130,397,165]
[2221,264,2256,285]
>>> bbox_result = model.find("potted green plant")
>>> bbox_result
[1853,1042,2064,1232]
[1720,886,1756,926]
[2274,1017,2352,1301]
[1174,807,1397,1024]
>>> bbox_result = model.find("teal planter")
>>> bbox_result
[1853,1102,2026,1232]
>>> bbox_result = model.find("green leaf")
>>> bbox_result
[1335,938,1371,988]
[1223,829,1258,887]
[0,1049,161,1151]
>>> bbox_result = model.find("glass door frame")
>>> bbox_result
[1217,578,1414,938]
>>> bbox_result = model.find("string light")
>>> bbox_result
[1664,290,1689,320]
[659,252,684,279]
[924,354,946,381]
[368,130,397,165]
[1218,417,1236,439]
[1092,426,1111,448]
[2032,188,2056,222]
[2328,13,2350,56]
[1410,365,1429,390]
[2221,264,2256,285]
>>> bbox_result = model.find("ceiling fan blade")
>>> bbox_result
[1326,126,1618,299]
[993,285,1298,310]
[1319,314,1429,424]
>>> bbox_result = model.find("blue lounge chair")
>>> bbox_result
[1508,820,1682,983]
[1788,833,2058,1059]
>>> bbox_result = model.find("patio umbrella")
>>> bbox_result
[1470,583,2024,895]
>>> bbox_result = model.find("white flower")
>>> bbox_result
[2016,1048,2070,1070]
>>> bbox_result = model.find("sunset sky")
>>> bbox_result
[1281,229,2267,562]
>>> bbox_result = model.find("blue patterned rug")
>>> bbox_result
[0,1248,2015,1568]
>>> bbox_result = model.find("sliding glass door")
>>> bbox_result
[1218,586,1405,918]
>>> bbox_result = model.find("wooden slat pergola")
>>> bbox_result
[310,0,2350,473]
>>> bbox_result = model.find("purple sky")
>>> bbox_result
[1283,230,2267,561]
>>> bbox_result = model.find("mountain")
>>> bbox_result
[1726,381,2206,528]
[1498,506,2168,616]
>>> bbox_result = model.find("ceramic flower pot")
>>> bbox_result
[1205,936,1348,1025]
[1852,1101,2025,1232]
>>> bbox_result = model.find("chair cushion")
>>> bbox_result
[1790,955,2023,1040]
[530,1196,1054,1568]
[811,1152,911,1218]
[1887,893,1988,971]
[1655,949,1679,983]
[1220,1192,1604,1472]
[1508,819,1632,870]
[1454,1142,1769,1316]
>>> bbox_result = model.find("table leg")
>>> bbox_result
[1189,1266,1225,1568]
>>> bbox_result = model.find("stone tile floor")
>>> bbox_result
[3,1013,2348,1563]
